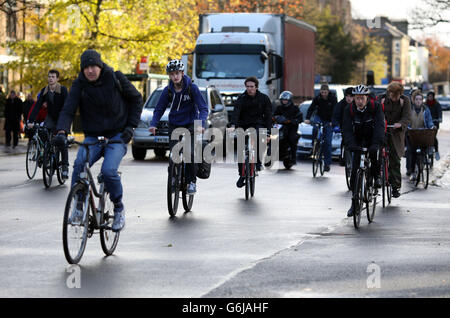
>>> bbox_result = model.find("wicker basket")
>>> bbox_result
[407,128,437,148]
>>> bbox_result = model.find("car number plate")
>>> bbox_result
[155,136,169,143]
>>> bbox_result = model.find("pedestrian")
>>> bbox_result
[23,93,35,138]
[4,90,23,148]
[304,83,337,172]
[425,91,442,160]
[56,49,143,232]
[379,82,411,198]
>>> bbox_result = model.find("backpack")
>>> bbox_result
[196,140,211,179]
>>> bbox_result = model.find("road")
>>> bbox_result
[1,114,450,298]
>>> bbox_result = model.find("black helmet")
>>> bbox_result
[166,59,185,74]
[352,84,370,95]
[279,91,293,101]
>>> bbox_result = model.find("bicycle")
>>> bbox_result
[343,145,352,191]
[380,125,397,208]
[167,132,195,217]
[407,128,437,189]
[62,137,122,264]
[42,133,66,188]
[311,122,327,177]
[352,147,378,229]
[241,131,257,200]
[25,125,47,180]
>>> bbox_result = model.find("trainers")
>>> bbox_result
[69,196,84,224]
[406,170,412,177]
[347,205,354,217]
[256,163,262,171]
[61,165,69,180]
[409,172,417,182]
[324,165,330,172]
[112,202,125,232]
[187,182,196,195]
[236,176,245,188]
[392,188,401,198]
[435,152,440,161]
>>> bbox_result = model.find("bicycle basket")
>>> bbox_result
[407,129,437,148]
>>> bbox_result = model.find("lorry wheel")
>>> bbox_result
[132,146,146,160]
[154,149,167,157]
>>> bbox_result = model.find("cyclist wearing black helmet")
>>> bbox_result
[342,84,385,217]
[149,59,208,195]
[273,91,302,164]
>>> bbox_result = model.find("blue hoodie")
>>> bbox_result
[150,75,208,128]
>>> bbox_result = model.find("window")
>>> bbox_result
[394,58,401,77]
[394,41,400,53]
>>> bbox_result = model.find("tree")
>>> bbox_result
[410,0,450,29]
[3,0,199,94]
[423,37,450,83]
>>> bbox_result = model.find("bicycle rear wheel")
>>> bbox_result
[26,139,39,180]
[167,161,180,217]
[353,170,364,229]
[345,149,352,190]
[100,191,120,256]
[245,156,250,200]
[424,155,430,189]
[42,145,55,188]
[381,160,387,208]
[182,164,194,212]
[62,183,89,264]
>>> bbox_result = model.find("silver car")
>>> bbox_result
[297,100,342,158]
[132,86,228,160]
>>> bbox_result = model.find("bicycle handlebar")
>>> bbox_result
[69,137,124,147]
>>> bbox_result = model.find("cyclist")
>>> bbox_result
[406,90,435,181]
[27,70,69,178]
[273,91,302,165]
[229,76,272,188]
[425,91,442,161]
[342,85,385,217]
[305,83,337,172]
[332,86,353,165]
[378,82,411,198]
[56,49,143,232]
[148,59,208,195]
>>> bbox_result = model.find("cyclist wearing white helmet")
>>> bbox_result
[149,59,208,195]
[342,84,385,217]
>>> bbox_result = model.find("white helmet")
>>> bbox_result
[166,59,185,74]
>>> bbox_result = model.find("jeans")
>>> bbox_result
[312,115,332,166]
[71,133,127,204]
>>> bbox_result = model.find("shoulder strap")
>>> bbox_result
[112,71,123,95]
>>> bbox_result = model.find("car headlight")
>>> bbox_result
[137,120,149,129]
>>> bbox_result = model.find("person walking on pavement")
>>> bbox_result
[4,90,23,148]
[229,76,272,188]
[425,91,442,161]
[379,82,411,198]
[28,70,70,178]
[305,83,337,172]
[56,49,143,232]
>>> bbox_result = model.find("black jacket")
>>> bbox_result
[425,99,442,123]
[29,83,68,123]
[232,90,272,130]
[4,97,23,131]
[306,93,337,122]
[57,65,143,138]
[342,100,385,149]
[273,102,302,126]
[332,98,350,128]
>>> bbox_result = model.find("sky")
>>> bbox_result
[349,0,450,46]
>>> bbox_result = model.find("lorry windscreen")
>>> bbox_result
[196,54,265,79]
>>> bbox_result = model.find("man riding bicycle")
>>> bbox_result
[56,49,143,232]
[342,85,385,217]
[229,76,272,188]
[148,59,208,195]
[28,70,69,178]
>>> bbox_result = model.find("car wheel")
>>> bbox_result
[132,146,146,160]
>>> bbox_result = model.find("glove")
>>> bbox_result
[275,115,287,124]
[333,126,340,133]
[121,126,134,144]
[52,133,67,148]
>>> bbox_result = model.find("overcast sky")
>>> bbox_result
[349,0,450,46]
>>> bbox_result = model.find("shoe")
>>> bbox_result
[324,165,330,172]
[406,170,411,177]
[256,163,262,171]
[435,152,440,161]
[409,173,416,182]
[68,195,84,224]
[187,182,196,195]
[236,176,245,188]
[112,202,125,232]
[61,166,69,180]
[374,177,382,188]
[347,205,354,217]
[392,188,401,198]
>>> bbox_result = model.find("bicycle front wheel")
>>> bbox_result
[312,141,319,177]
[353,170,364,229]
[42,146,55,188]
[415,158,422,187]
[250,162,256,197]
[56,151,66,185]
[26,140,39,179]
[424,155,430,189]
[181,164,194,212]
[167,162,180,217]
[100,191,120,256]
[245,156,250,200]
[62,183,89,264]
[345,149,352,191]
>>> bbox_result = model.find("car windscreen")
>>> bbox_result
[144,89,207,109]
[299,104,311,119]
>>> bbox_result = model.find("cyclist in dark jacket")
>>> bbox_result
[305,84,337,172]
[56,49,143,232]
[273,91,302,163]
[342,85,385,217]
[425,91,442,160]
[230,76,272,188]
